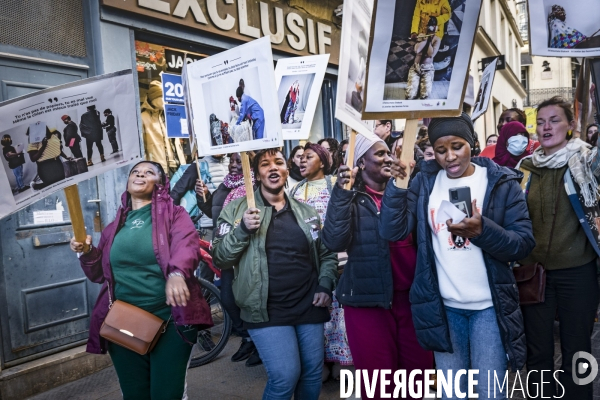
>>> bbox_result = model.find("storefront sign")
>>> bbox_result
[162,73,185,104]
[165,104,188,138]
[165,49,203,73]
[101,0,341,65]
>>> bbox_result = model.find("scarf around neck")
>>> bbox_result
[532,138,599,206]
[223,172,255,207]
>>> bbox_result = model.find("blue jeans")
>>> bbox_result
[434,306,507,400]
[12,165,24,189]
[248,324,324,400]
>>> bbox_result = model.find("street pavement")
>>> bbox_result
[26,319,600,399]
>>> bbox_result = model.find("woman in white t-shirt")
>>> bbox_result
[379,113,535,399]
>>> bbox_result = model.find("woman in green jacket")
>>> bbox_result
[213,148,338,400]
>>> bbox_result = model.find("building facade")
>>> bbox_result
[470,0,527,145]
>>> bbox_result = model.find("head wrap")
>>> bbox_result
[304,142,333,175]
[493,121,532,168]
[428,112,475,148]
[354,132,385,167]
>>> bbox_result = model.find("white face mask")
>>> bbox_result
[507,135,529,156]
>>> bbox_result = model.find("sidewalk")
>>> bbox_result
[27,320,600,400]
[27,336,345,400]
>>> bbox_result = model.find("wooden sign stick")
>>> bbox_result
[344,130,358,190]
[395,119,419,189]
[64,184,89,253]
[241,151,255,208]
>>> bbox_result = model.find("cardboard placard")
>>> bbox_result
[0,70,140,219]
[183,37,282,156]
[275,54,330,140]
[362,0,482,119]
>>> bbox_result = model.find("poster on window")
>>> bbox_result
[362,0,482,119]
[334,0,375,137]
[528,0,600,57]
[274,54,330,140]
[471,57,498,122]
[183,37,282,156]
[0,70,140,219]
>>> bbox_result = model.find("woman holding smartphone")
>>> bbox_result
[379,113,535,399]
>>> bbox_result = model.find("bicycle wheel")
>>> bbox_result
[188,277,232,368]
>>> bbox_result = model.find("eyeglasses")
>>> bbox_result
[375,123,384,128]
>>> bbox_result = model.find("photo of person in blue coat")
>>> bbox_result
[236,86,265,140]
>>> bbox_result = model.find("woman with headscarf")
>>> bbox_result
[290,143,336,224]
[493,121,540,168]
[287,145,304,189]
[323,133,433,398]
[380,112,534,399]
[195,152,261,366]
[548,5,587,49]
[518,96,600,399]
[69,161,212,399]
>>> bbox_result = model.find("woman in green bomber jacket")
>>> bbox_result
[518,96,600,399]
[212,148,338,400]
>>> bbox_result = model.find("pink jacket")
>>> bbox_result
[79,180,212,354]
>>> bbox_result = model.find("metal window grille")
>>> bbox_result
[0,0,87,58]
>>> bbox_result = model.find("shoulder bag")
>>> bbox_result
[513,174,560,305]
[99,282,169,355]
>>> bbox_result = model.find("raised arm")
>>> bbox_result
[379,175,420,242]
[469,180,535,262]
[322,184,355,252]
[212,204,253,269]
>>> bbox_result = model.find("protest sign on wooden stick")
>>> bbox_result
[64,185,89,253]
[395,119,419,189]
[241,152,255,208]
[344,130,358,190]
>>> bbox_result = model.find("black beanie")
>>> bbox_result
[428,112,475,148]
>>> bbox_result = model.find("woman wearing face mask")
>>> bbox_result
[290,143,336,224]
[379,112,534,399]
[493,121,540,168]
[518,97,600,399]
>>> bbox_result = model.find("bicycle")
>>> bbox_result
[188,239,232,368]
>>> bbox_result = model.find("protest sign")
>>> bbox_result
[275,54,330,140]
[471,57,498,121]
[334,0,375,137]
[183,37,282,156]
[363,0,482,119]
[528,0,600,57]
[0,70,140,219]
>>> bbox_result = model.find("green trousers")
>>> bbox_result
[108,322,198,400]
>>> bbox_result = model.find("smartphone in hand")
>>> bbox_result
[449,186,472,218]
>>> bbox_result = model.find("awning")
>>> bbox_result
[521,53,533,66]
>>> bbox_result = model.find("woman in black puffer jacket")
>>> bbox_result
[323,134,432,399]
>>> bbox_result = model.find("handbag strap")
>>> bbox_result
[106,281,172,332]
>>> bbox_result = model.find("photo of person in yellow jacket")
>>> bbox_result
[410,0,451,40]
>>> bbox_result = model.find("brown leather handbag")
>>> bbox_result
[99,284,168,355]
[513,178,560,305]
[513,262,546,305]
